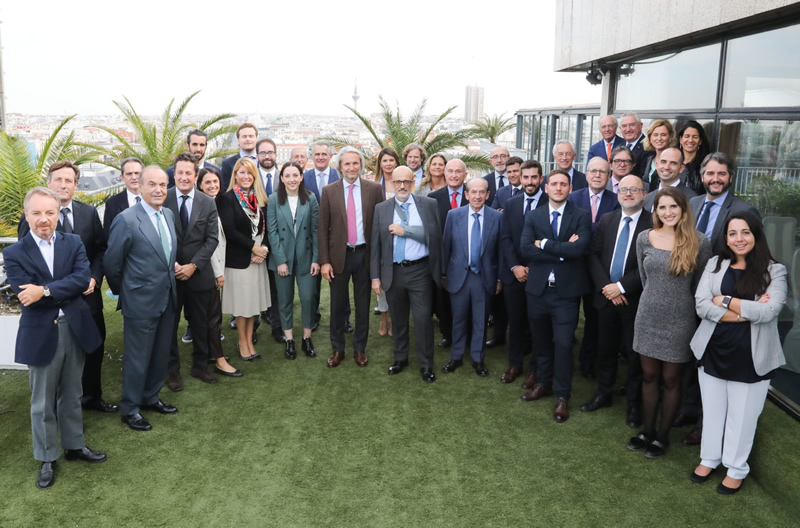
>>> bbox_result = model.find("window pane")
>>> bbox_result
[723,25,800,108]
[616,44,721,111]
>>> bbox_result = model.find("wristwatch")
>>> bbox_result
[43,286,51,297]
[722,295,732,309]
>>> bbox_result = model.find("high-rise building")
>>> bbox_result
[464,85,484,123]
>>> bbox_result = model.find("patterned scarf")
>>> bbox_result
[233,185,264,238]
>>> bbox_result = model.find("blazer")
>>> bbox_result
[105,203,178,318]
[428,185,469,233]
[304,168,340,202]
[491,185,524,211]
[217,189,265,270]
[164,188,219,291]
[689,193,761,255]
[630,135,647,178]
[266,191,319,275]
[567,187,620,232]
[483,172,505,207]
[691,257,787,375]
[167,161,219,188]
[103,190,132,239]
[318,178,384,274]
[570,169,588,191]
[586,136,625,162]
[499,192,548,284]
[643,181,698,212]
[588,209,653,310]
[442,206,502,295]
[4,232,102,366]
[521,200,592,298]
[370,195,442,291]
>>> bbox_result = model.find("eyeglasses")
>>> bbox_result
[587,169,609,176]
[618,187,644,194]
[612,159,633,165]
[490,154,509,160]
[258,151,276,157]
[393,180,413,187]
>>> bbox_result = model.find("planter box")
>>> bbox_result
[0,315,26,370]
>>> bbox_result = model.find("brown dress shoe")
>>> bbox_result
[682,428,702,446]
[190,366,218,384]
[327,351,344,368]
[521,372,538,390]
[520,383,553,401]
[553,398,569,423]
[500,366,521,384]
[166,372,184,392]
[354,351,369,367]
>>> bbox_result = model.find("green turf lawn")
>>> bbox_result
[1,284,799,527]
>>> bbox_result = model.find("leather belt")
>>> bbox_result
[346,244,366,252]
[547,280,557,287]
[393,256,429,267]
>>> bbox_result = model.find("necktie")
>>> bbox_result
[393,203,410,263]
[60,207,73,234]
[179,195,189,231]
[696,201,713,236]
[525,198,534,216]
[606,142,612,161]
[318,172,325,193]
[450,192,458,209]
[347,183,357,246]
[498,174,505,188]
[610,217,632,282]
[551,211,560,239]
[135,196,141,204]
[591,194,599,223]
[512,187,520,197]
[155,210,171,262]
[265,173,273,196]
[470,212,481,274]
[627,143,633,149]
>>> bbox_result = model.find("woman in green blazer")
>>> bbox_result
[267,162,320,360]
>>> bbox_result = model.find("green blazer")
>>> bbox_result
[266,191,319,275]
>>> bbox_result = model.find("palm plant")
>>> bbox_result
[0,115,99,237]
[317,97,491,172]
[469,113,516,144]
[87,91,238,171]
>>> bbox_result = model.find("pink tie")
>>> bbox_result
[613,180,619,194]
[347,183,357,245]
[591,194,599,223]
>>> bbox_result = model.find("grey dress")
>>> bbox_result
[633,229,711,363]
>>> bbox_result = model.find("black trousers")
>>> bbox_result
[578,293,599,371]
[504,280,535,371]
[489,290,508,341]
[81,288,106,405]
[386,262,434,369]
[169,281,214,372]
[329,247,370,353]
[595,300,642,408]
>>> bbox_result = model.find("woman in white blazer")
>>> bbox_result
[690,212,787,495]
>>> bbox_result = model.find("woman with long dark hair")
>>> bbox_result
[677,120,710,194]
[689,212,787,494]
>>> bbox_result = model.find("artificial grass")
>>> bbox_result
[0,285,799,527]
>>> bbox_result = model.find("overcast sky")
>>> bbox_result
[1,1,600,118]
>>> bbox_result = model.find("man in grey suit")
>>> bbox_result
[643,147,697,212]
[105,166,179,432]
[165,153,220,389]
[371,166,442,383]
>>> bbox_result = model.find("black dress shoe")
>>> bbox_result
[690,466,717,484]
[36,461,56,489]
[65,447,107,463]
[645,439,669,459]
[302,337,317,358]
[142,400,178,415]
[285,339,297,360]
[717,480,743,495]
[438,338,451,348]
[273,329,286,343]
[214,366,243,377]
[82,399,119,413]
[626,407,642,428]
[441,359,463,373]
[472,362,489,377]
[421,368,436,383]
[485,337,505,348]
[345,321,354,333]
[580,394,612,412]
[627,432,650,451]
[122,413,152,431]
[388,360,408,375]
[181,326,193,343]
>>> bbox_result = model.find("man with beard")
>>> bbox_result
[483,146,510,208]
[167,129,219,188]
[403,143,427,190]
[491,156,524,211]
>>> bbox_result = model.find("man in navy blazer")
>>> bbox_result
[5,187,106,489]
[586,115,626,163]
[220,123,258,191]
[441,176,503,377]
[620,113,647,178]
[491,156,524,211]
[552,140,588,190]
[106,166,179,432]
[520,169,592,423]
[103,157,143,239]
[483,146,511,208]
[166,129,219,188]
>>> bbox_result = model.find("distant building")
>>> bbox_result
[465,85,484,124]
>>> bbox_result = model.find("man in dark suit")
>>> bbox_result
[428,160,470,348]
[581,175,652,428]
[483,146,510,208]
[499,160,548,387]
[5,187,106,489]
[318,147,384,368]
[441,176,503,377]
[643,147,698,212]
[607,146,636,194]
[103,157,143,239]
[552,140,588,190]
[491,156,524,211]
[105,166,179,432]
[164,153,220,390]
[586,115,626,163]
[520,169,592,422]
[166,129,220,188]
[370,166,441,383]
[18,162,114,414]
[620,113,647,178]
[220,123,258,191]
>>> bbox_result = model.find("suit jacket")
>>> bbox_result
[266,191,319,275]
[105,203,178,319]
[630,135,647,178]
[588,209,653,310]
[643,181,697,212]
[318,178,384,274]
[491,185,524,211]
[586,136,625,162]
[483,171,511,207]
[570,168,588,191]
[499,192,548,284]
[428,185,469,233]
[304,168,340,202]
[521,200,592,298]
[167,161,220,188]
[689,193,761,255]
[216,190,265,269]
[103,190,132,239]
[370,195,442,291]
[164,188,219,291]
[567,188,620,232]
[442,206,502,295]
[5,232,102,366]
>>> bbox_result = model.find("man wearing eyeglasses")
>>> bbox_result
[483,146,510,208]
[607,146,636,194]
[370,166,442,383]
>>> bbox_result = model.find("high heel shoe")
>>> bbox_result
[284,339,297,360]
[238,344,256,362]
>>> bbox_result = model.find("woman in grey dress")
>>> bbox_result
[628,187,711,458]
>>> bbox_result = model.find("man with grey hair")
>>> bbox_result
[619,113,647,177]
[304,141,340,201]
[403,143,427,189]
[291,146,309,169]
[552,140,588,190]
[587,115,625,163]
[483,146,510,208]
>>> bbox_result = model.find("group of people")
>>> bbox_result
[5,116,786,496]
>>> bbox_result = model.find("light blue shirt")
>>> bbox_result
[176,187,195,222]
[126,190,141,208]
[315,169,330,191]
[343,178,366,246]
[413,167,424,189]
[392,195,428,261]
[60,201,74,231]
[699,190,729,239]
[141,201,173,256]
[30,231,64,316]
[239,150,256,159]
[522,189,544,216]
[467,205,485,260]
